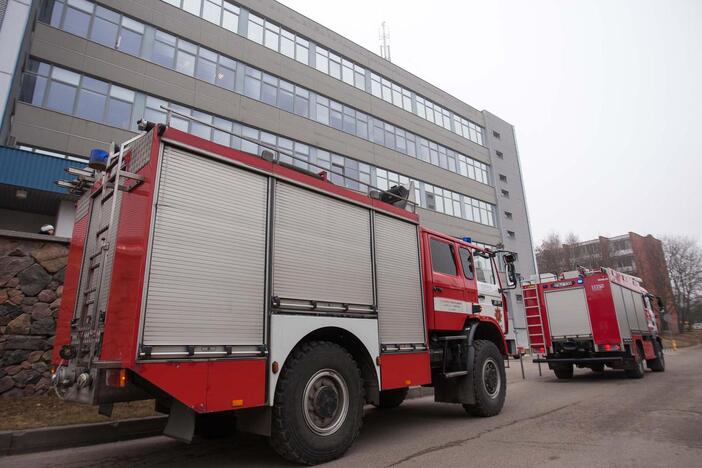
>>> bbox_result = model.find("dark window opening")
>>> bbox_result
[430,238,457,276]
[459,248,475,280]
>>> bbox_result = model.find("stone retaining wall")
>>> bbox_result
[0,233,68,397]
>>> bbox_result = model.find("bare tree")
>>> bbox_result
[536,233,564,275]
[663,236,702,330]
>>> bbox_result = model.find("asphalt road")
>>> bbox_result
[3,345,701,468]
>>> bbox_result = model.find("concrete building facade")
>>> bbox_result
[0,0,535,350]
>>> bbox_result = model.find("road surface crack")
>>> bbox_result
[386,403,577,467]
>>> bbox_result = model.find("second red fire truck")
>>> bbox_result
[524,268,666,379]
[51,118,518,464]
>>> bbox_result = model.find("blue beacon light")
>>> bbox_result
[463,237,472,244]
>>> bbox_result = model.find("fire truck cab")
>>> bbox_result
[524,268,665,380]
[51,120,517,464]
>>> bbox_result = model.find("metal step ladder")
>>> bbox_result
[438,335,469,378]
[74,135,146,366]
[523,284,547,353]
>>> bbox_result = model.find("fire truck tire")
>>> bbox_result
[462,340,506,417]
[646,341,665,372]
[270,341,364,465]
[373,387,409,409]
[625,348,645,379]
[553,364,573,379]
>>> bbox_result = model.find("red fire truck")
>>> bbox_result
[52,119,517,464]
[524,268,666,380]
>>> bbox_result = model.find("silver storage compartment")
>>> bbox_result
[142,146,268,348]
[374,213,425,346]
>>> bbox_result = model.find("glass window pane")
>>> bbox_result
[110,85,134,102]
[105,98,132,128]
[52,67,81,85]
[76,89,106,122]
[152,42,175,68]
[195,57,217,83]
[95,5,119,22]
[280,30,295,58]
[121,16,144,33]
[243,71,261,99]
[247,14,264,44]
[46,81,77,113]
[63,7,91,37]
[182,0,201,16]
[430,239,457,276]
[20,75,47,106]
[90,16,119,48]
[202,1,221,24]
[261,82,277,105]
[215,64,235,89]
[222,9,238,32]
[117,29,142,56]
[278,83,294,112]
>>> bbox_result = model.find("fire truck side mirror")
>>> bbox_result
[656,296,665,311]
[506,262,518,287]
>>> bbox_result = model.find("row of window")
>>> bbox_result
[155,0,486,146]
[19,60,498,228]
[39,0,490,185]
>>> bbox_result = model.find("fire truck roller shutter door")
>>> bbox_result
[622,287,645,333]
[544,288,593,338]
[142,146,267,347]
[374,213,425,346]
[273,182,373,306]
[611,284,632,339]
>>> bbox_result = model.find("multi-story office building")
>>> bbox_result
[537,232,680,333]
[0,0,535,349]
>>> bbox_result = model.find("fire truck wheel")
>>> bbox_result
[625,348,646,379]
[270,341,364,465]
[373,387,409,409]
[553,364,574,379]
[646,341,665,372]
[462,340,506,417]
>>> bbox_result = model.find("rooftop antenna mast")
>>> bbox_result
[379,21,391,62]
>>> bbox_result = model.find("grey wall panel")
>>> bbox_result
[273,182,373,305]
[375,214,424,345]
[143,146,267,346]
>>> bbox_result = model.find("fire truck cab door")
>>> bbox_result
[475,256,505,330]
[428,236,468,318]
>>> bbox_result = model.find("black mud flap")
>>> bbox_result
[433,335,477,405]
[163,400,196,443]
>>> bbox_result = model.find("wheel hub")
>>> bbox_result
[313,386,339,419]
[482,358,501,399]
[302,369,349,436]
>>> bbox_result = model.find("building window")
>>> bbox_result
[504,211,513,219]
[516,294,523,302]
[499,174,508,182]
[501,189,510,198]
[507,230,515,239]
[496,150,503,159]
[493,130,501,139]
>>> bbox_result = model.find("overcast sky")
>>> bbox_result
[279,0,702,244]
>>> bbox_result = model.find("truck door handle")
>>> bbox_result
[433,286,443,292]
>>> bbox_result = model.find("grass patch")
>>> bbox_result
[0,394,158,431]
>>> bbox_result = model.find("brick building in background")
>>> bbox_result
[537,232,679,333]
